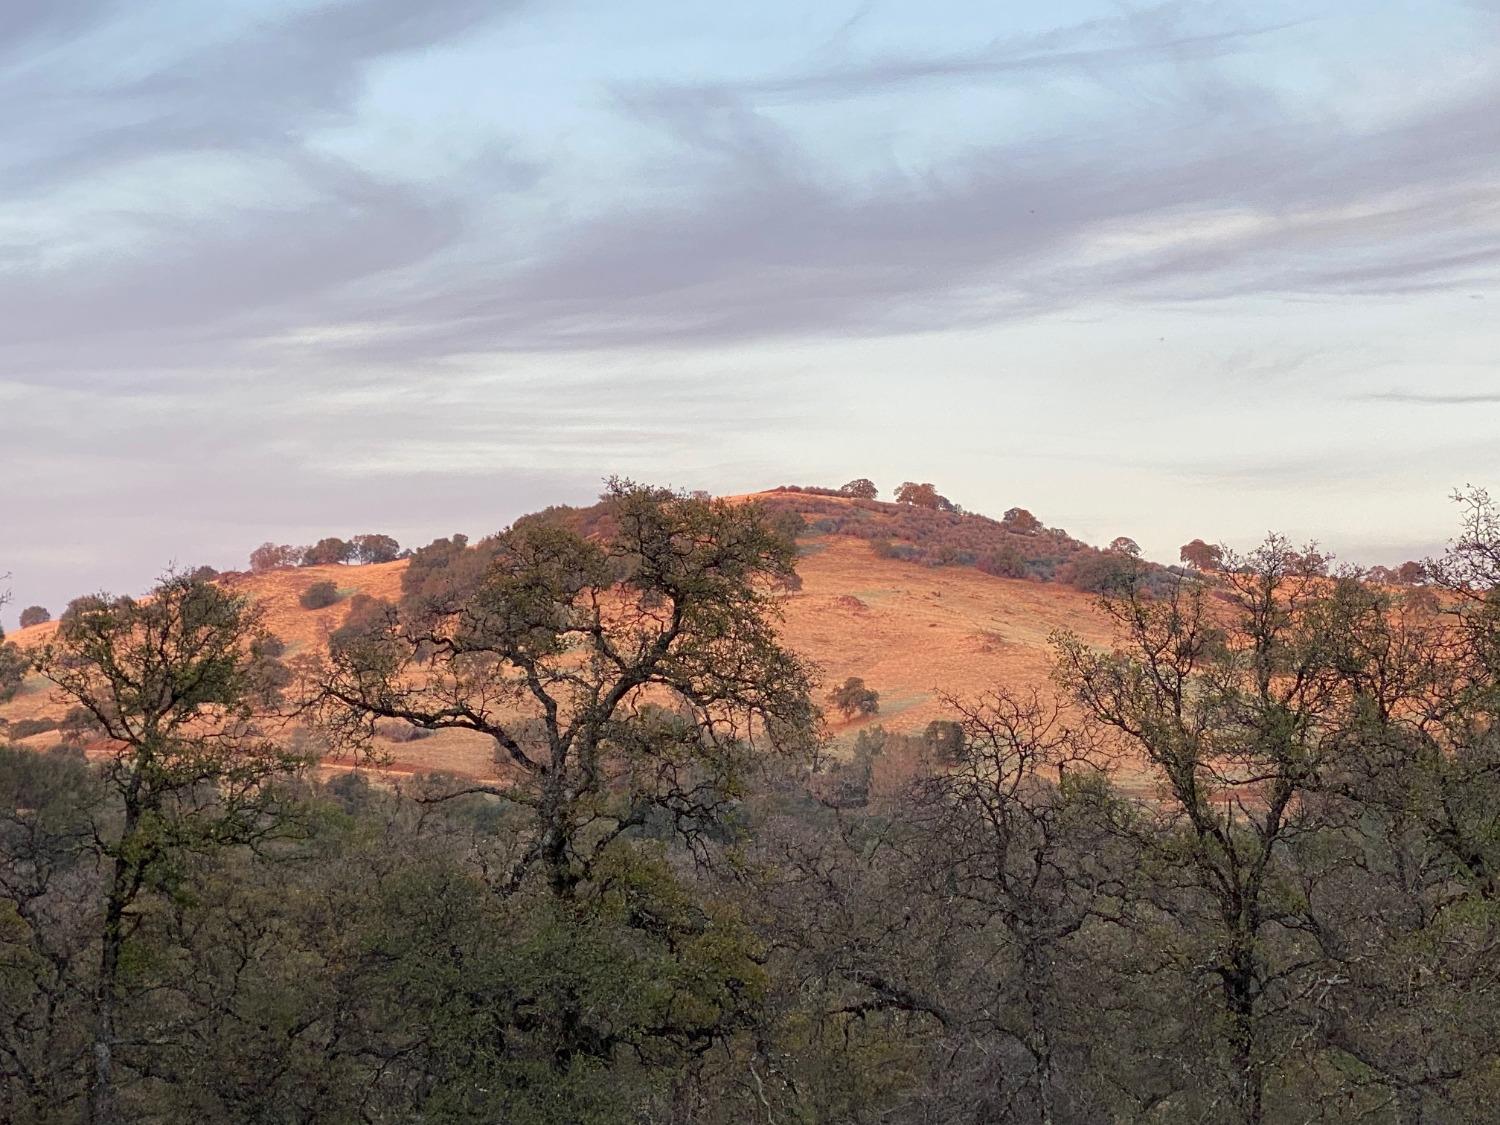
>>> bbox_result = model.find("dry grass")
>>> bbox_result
[3,511,1119,779]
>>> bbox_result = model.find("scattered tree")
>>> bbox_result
[830,676,880,718]
[0,609,23,701]
[1178,537,1223,570]
[350,533,401,564]
[895,482,953,511]
[248,543,303,572]
[839,478,879,500]
[1108,536,1140,556]
[1396,559,1426,584]
[1002,507,1043,534]
[32,573,304,1122]
[19,605,50,628]
[301,537,353,567]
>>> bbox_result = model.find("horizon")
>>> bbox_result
[5,0,1499,624]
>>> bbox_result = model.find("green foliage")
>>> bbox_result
[830,675,879,718]
[301,537,353,567]
[0,637,25,703]
[10,494,1500,1123]
[839,477,879,499]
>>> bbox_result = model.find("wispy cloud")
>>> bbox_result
[1360,391,1500,406]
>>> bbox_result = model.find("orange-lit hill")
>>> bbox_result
[2,490,1118,780]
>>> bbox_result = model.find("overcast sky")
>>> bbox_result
[3,0,1499,624]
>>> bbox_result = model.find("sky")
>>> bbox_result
[3,0,1499,624]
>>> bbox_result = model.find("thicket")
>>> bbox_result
[4,487,1500,1123]
[298,580,340,610]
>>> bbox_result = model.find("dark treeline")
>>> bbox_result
[3,482,1500,1123]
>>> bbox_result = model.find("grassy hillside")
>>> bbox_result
[1,491,1116,779]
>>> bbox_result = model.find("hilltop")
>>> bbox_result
[1,488,1120,779]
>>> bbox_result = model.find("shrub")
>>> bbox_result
[1063,550,1142,595]
[18,605,50,628]
[374,718,433,743]
[830,676,880,718]
[7,717,57,739]
[978,546,1028,579]
[299,581,341,610]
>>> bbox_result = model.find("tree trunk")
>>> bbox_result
[1022,944,1056,1125]
[1224,958,1263,1125]
[87,857,131,1125]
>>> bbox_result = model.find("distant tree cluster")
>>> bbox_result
[249,533,403,572]
[1367,560,1427,585]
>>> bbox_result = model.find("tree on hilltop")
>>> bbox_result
[351,534,401,564]
[895,482,955,511]
[1002,507,1043,534]
[1396,560,1427,585]
[1108,536,1140,557]
[839,478,879,500]
[302,538,354,567]
[249,543,304,572]
[19,605,50,628]
[1179,538,1223,571]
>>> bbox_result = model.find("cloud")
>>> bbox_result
[717,5,1302,103]
[1360,391,1500,406]
[0,0,522,381]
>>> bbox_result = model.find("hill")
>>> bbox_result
[0,490,1118,779]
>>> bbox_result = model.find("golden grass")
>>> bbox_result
[3,530,1116,779]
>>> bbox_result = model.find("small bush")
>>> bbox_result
[299,581,341,610]
[7,717,58,739]
[374,719,433,743]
